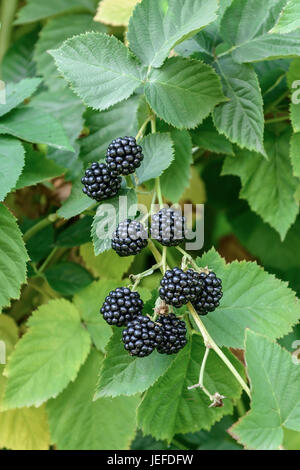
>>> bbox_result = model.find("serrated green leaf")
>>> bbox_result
[138,335,243,441]
[2,299,91,409]
[80,243,133,279]
[127,0,219,68]
[2,30,38,83]
[222,130,299,240]
[160,129,193,203]
[213,56,265,156]
[44,262,94,295]
[0,137,25,201]
[57,180,94,219]
[47,349,140,450]
[290,133,300,177]
[95,329,174,399]
[145,57,225,129]
[15,0,97,24]
[0,204,28,312]
[49,33,142,111]
[230,330,300,450]
[190,117,234,156]
[0,107,74,152]
[196,248,300,349]
[0,78,41,118]
[272,0,300,34]
[92,188,137,255]
[95,0,140,26]
[136,133,174,184]
[80,96,139,165]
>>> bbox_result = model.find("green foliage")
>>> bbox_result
[272,0,300,34]
[136,133,174,183]
[0,137,25,201]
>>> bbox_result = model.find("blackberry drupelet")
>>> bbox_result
[192,271,223,315]
[100,287,144,326]
[122,315,162,357]
[112,219,148,257]
[151,208,186,246]
[81,162,121,201]
[106,136,144,176]
[157,313,187,355]
[159,268,203,308]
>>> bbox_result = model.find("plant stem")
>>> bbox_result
[175,245,199,270]
[265,115,289,124]
[38,247,60,274]
[148,240,165,274]
[188,303,251,398]
[131,262,162,290]
[23,214,59,243]
[125,175,134,188]
[162,246,167,274]
[135,116,151,141]
[0,0,18,67]
[188,346,214,401]
[150,115,164,209]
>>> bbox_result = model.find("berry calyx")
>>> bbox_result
[156,313,187,355]
[106,136,144,176]
[192,271,223,315]
[81,162,121,201]
[111,219,148,257]
[151,208,186,247]
[122,315,162,357]
[100,287,144,326]
[159,268,203,308]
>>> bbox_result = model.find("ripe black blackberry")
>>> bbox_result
[81,162,121,201]
[159,268,203,308]
[111,219,148,257]
[151,208,186,246]
[192,271,223,315]
[157,313,187,355]
[100,287,143,326]
[106,136,144,176]
[122,315,162,357]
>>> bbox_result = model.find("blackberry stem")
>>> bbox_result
[135,116,151,141]
[150,115,164,209]
[130,262,163,290]
[188,346,214,401]
[23,214,59,242]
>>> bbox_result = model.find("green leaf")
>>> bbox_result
[230,330,300,450]
[95,329,174,399]
[55,216,93,247]
[0,204,28,312]
[44,262,94,296]
[2,30,38,83]
[0,78,41,118]
[136,133,174,184]
[49,33,142,111]
[220,0,300,63]
[272,0,300,34]
[95,0,140,26]
[0,315,18,358]
[145,57,225,129]
[213,56,265,156]
[0,137,25,201]
[57,180,94,219]
[290,133,300,177]
[16,144,63,189]
[34,13,106,91]
[222,130,299,240]
[190,117,234,156]
[15,0,97,24]
[92,188,137,255]
[80,243,133,279]
[138,335,243,441]
[160,129,193,202]
[2,299,91,409]
[47,349,140,450]
[80,96,139,164]
[0,107,74,152]
[127,0,219,68]
[196,248,300,349]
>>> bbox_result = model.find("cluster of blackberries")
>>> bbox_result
[100,287,187,358]
[159,268,223,316]
[111,219,148,257]
[82,136,143,201]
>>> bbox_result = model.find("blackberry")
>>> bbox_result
[100,287,144,326]
[81,162,121,201]
[122,315,162,357]
[159,268,203,308]
[157,313,187,355]
[151,208,186,246]
[112,219,148,257]
[192,271,223,315]
[106,136,144,176]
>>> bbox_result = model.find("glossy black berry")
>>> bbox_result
[192,271,223,315]
[112,219,148,257]
[157,313,187,355]
[81,162,121,201]
[151,208,186,246]
[106,136,144,176]
[159,268,203,308]
[100,287,144,326]
[122,315,162,357]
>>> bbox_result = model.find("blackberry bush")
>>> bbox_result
[192,271,223,315]
[159,268,203,308]
[157,313,187,355]
[100,287,144,326]
[81,162,121,201]
[106,136,144,175]
[151,208,186,246]
[111,219,148,257]
[122,315,162,357]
